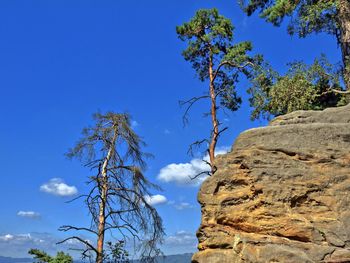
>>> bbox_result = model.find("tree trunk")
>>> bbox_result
[338,0,350,90]
[208,53,218,175]
[96,132,117,263]
[96,179,107,263]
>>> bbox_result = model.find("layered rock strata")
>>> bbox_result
[192,105,350,263]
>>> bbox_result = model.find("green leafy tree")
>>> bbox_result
[176,8,262,175]
[249,55,348,119]
[28,249,72,263]
[58,112,164,263]
[239,0,350,90]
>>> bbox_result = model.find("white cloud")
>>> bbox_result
[0,232,89,258]
[65,237,92,245]
[164,129,171,134]
[174,202,194,210]
[164,230,197,246]
[17,211,41,219]
[144,194,167,206]
[40,178,77,196]
[0,233,33,242]
[157,146,230,186]
[157,159,208,186]
[0,234,14,241]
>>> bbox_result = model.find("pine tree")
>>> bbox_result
[176,8,262,175]
[239,0,350,90]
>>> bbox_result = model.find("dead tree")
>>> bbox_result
[58,112,164,263]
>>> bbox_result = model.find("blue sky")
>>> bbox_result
[0,0,340,259]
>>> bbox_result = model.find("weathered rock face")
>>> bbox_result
[192,105,350,263]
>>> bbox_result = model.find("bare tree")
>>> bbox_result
[58,112,164,263]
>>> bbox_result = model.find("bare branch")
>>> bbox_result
[187,139,209,156]
[217,127,228,137]
[57,236,98,254]
[58,225,98,235]
[213,61,255,82]
[320,88,350,95]
[189,170,211,180]
[179,95,210,126]
[106,208,137,219]
[65,194,88,204]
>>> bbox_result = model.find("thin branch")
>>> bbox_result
[104,223,138,237]
[213,61,255,82]
[58,225,98,235]
[65,194,88,204]
[187,138,209,156]
[320,88,350,95]
[57,236,98,254]
[189,170,211,180]
[106,208,137,219]
[217,127,228,137]
[179,95,210,126]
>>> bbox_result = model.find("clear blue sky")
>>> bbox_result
[0,0,340,259]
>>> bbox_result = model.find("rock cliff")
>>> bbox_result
[192,104,350,263]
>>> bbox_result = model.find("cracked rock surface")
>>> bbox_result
[192,104,350,263]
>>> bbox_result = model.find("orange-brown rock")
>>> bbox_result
[192,105,350,263]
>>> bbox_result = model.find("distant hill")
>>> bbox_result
[131,253,192,263]
[0,253,193,263]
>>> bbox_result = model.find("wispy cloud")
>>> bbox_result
[0,233,37,243]
[40,178,77,197]
[0,234,14,241]
[164,230,197,246]
[0,232,87,258]
[144,194,168,206]
[17,211,41,219]
[164,129,171,135]
[174,202,194,210]
[157,146,230,186]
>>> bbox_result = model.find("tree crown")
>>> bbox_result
[28,249,73,263]
[176,8,262,113]
[239,0,339,40]
[248,55,347,119]
[66,112,150,170]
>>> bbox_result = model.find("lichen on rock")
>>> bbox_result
[192,104,350,263]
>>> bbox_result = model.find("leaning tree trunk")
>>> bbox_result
[339,0,350,90]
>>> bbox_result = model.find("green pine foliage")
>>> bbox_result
[176,8,263,114]
[238,0,350,90]
[239,0,338,37]
[28,249,73,263]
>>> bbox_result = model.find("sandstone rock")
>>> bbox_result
[192,104,350,263]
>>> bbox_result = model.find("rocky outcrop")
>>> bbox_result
[192,104,350,263]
